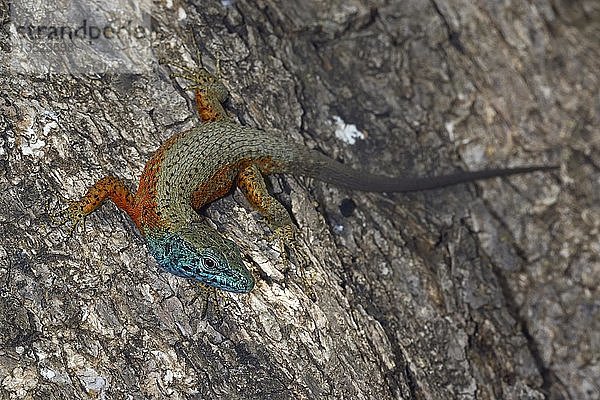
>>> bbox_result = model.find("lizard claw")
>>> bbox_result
[194,283,224,322]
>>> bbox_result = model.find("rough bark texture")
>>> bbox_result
[0,0,598,399]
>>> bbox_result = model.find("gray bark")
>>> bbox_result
[0,0,598,399]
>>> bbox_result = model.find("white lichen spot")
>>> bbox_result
[164,369,174,385]
[221,0,235,6]
[332,115,364,145]
[381,265,390,276]
[540,85,552,99]
[141,283,155,302]
[444,120,455,141]
[41,365,71,384]
[43,110,59,121]
[559,242,570,258]
[80,305,90,322]
[332,223,344,234]
[165,0,173,8]
[461,143,486,165]
[177,7,187,20]
[79,368,107,396]
[40,367,56,380]
[42,121,58,136]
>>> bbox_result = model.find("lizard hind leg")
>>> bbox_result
[168,45,230,123]
[169,65,230,123]
[236,164,296,242]
[237,165,315,294]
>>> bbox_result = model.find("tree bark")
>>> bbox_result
[0,0,598,399]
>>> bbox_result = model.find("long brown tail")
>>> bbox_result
[296,151,558,192]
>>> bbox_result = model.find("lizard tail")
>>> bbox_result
[296,151,558,193]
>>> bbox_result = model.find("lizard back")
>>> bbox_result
[145,121,301,229]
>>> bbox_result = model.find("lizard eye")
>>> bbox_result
[202,256,217,270]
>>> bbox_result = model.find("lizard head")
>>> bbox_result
[145,223,255,293]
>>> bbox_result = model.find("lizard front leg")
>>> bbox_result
[236,164,295,241]
[69,176,138,225]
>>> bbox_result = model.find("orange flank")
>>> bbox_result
[131,157,161,230]
[132,131,186,230]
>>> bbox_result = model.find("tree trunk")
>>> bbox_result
[1,0,598,399]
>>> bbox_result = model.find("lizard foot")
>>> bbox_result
[274,223,297,256]
[47,196,88,241]
[165,29,224,88]
[271,227,318,301]
[168,59,230,122]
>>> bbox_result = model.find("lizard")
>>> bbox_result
[68,62,558,294]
